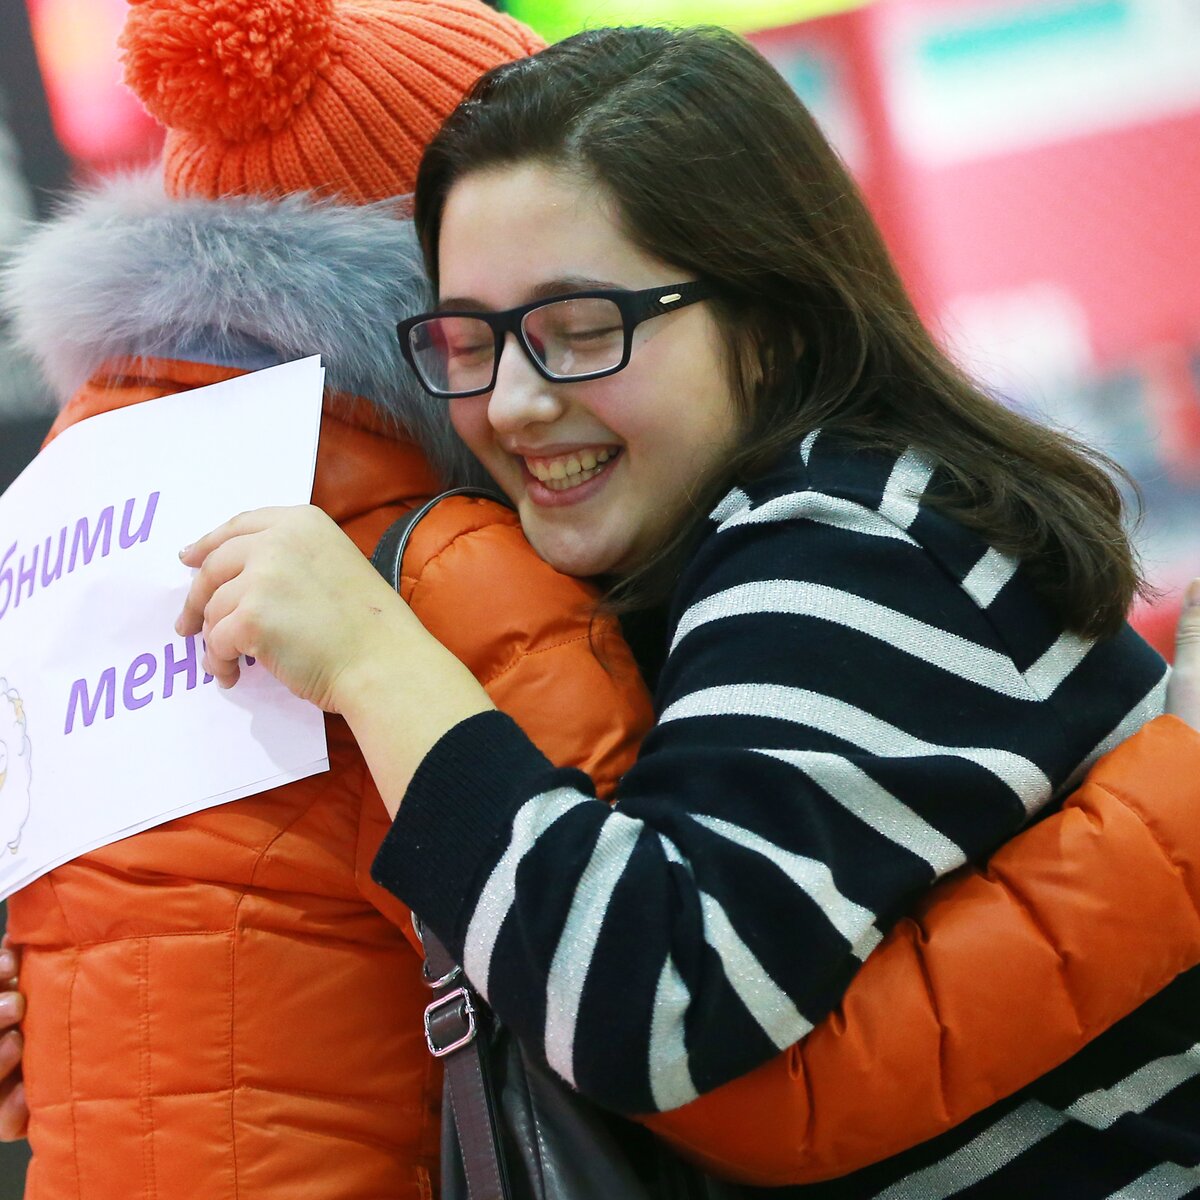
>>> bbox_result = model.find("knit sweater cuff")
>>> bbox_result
[370,709,553,954]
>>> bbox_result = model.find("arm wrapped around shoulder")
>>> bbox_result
[399,493,653,797]
[640,715,1200,1186]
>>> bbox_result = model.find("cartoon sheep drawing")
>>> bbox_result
[0,679,32,854]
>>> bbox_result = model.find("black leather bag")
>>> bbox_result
[422,922,745,1200]
[373,495,748,1200]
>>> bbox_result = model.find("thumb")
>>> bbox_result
[1166,580,1200,728]
[1175,580,1200,651]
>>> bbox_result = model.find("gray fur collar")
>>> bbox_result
[0,171,482,485]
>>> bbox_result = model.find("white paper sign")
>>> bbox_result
[0,356,330,899]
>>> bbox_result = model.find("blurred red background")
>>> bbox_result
[4,0,1198,652]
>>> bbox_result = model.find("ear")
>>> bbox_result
[757,323,805,386]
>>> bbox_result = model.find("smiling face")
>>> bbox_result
[439,161,743,579]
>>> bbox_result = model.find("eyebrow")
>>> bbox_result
[436,276,624,312]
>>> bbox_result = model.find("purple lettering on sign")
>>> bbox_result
[64,668,117,734]
[123,652,156,711]
[0,492,162,624]
[0,542,15,620]
[119,492,159,550]
[14,546,38,608]
[68,507,113,574]
[41,528,66,588]
[64,639,260,733]
[162,636,198,699]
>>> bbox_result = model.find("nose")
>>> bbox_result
[486,332,565,435]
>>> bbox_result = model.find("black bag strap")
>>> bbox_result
[370,485,510,591]
[372,488,514,1200]
[420,923,513,1200]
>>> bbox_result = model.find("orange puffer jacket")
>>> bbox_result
[9,362,1200,1198]
[645,714,1200,1184]
[6,358,653,1200]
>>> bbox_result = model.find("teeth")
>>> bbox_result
[544,465,604,491]
[525,448,619,491]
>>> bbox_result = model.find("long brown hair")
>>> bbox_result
[414,25,1145,639]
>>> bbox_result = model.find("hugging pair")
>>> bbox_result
[3,2,1200,1199]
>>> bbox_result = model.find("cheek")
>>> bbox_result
[449,398,493,461]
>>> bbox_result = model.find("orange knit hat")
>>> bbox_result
[119,0,545,203]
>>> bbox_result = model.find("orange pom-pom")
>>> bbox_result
[120,0,335,142]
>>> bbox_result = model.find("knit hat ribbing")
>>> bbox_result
[120,0,545,203]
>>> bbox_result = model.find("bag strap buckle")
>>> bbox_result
[424,987,478,1058]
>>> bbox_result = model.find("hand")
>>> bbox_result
[177,505,419,713]
[1166,579,1200,730]
[0,940,27,1142]
[178,505,494,813]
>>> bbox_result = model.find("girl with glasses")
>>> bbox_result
[179,25,1200,1196]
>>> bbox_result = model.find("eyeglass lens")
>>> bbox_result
[408,297,626,394]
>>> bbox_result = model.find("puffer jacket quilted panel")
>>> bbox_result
[643,716,1200,1185]
[8,361,652,1200]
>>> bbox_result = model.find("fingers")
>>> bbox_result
[203,602,251,690]
[0,944,16,989]
[1175,580,1200,653]
[177,540,257,687]
[0,1077,26,1143]
[173,504,376,707]
[0,1029,20,1077]
[176,533,253,640]
[0,991,24,1029]
[176,507,324,639]
[0,988,26,1139]
[178,508,289,570]
[0,943,27,1142]
[1166,580,1200,729]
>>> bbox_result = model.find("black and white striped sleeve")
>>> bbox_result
[373,448,1162,1115]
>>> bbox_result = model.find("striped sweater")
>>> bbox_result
[373,435,1169,1172]
[795,972,1200,1198]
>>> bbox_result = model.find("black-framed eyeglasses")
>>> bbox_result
[396,280,712,399]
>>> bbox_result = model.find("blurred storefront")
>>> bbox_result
[743,0,1200,655]
[13,0,1190,643]
[20,0,161,176]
